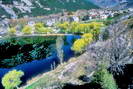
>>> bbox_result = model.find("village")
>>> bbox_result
[0,7,132,36]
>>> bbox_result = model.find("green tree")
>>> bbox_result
[2,70,24,89]
[93,65,118,89]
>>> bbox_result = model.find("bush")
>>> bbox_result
[8,27,16,35]
[93,65,118,89]
[2,70,24,89]
[22,25,32,34]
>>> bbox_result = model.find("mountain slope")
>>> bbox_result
[88,0,133,8]
[0,0,99,19]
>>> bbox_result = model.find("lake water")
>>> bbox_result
[0,35,80,89]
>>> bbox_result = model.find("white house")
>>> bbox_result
[46,19,56,27]
[72,16,79,22]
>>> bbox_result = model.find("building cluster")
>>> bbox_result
[26,8,133,27]
[1,8,133,29]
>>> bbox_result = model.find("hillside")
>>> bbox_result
[89,0,133,8]
[0,0,99,19]
[22,15,133,89]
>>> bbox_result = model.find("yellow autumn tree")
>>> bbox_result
[72,33,93,53]
[22,25,32,34]
[57,22,70,33]
[8,27,17,35]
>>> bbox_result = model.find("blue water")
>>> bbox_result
[0,35,80,89]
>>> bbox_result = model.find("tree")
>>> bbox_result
[82,33,93,43]
[72,33,93,53]
[71,38,86,53]
[57,22,69,33]
[8,27,17,35]
[2,70,24,89]
[93,65,118,89]
[22,25,32,34]
[56,36,64,64]
[34,22,46,33]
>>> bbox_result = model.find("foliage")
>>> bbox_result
[8,27,16,35]
[57,21,104,38]
[34,22,45,29]
[0,36,56,68]
[2,53,24,67]
[71,33,93,53]
[2,70,24,89]
[69,21,79,33]
[82,33,93,42]
[22,25,32,34]
[72,39,86,53]
[93,65,118,89]
[34,22,52,33]
[35,27,52,33]
[57,22,69,33]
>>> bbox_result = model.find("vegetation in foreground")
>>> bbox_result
[93,65,118,89]
[2,70,24,89]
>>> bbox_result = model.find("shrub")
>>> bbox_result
[93,65,118,89]
[2,70,24,89]
[8,27,16,35]
[22,25,32,34]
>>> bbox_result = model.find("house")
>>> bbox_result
[72,16,79,22]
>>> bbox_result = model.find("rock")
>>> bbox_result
[85,16,133,72]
